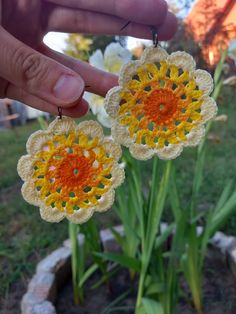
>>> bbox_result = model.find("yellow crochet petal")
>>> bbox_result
[145,63,160,78]
[128,80,142,90]
[137,68,149,82]
[18,117,124,224]
[170,64,179,80]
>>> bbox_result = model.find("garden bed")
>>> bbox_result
[56,250,236,314]
[21,227,236,314]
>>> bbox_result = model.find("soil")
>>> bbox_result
[56,250,236,314]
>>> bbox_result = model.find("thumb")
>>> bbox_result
[0,26,84,107]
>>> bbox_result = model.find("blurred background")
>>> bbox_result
[1,0,236,312]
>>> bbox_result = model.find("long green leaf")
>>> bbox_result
[214,179,234,213]
[101,289,131,314]
[94,252,141,272]
[213,48,228,85]
[79,264,98,288]
[210,191,236,235]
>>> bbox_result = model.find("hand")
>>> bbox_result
[0,0,178,117]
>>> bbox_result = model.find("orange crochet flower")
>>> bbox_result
[17,117,125,223]
[105,46,217,160]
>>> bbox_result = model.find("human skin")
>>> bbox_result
[0,0,178,117]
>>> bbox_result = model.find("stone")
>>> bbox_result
[211,231,235,253]
[37,247,71,273]
[28,272,56,302]
[31,301,56,314]
[21,292,41,314]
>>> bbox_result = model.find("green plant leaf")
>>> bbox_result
[101,289,132,314]
[214,179,234,213]
[91,265,120,289]
[213,48,228,85]
[93,252,141,272]
[210,190,236,235]
[146,282,165,296]
[78,264,98,288]
[141,298,164,314]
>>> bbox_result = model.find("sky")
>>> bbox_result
[43,32,152,53]
[43,32,68,52]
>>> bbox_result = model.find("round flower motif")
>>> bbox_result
[105,46,217,160]
[17,117,125,224]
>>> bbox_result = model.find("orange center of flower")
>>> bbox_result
[53,153,99,193]
[143,89,179,126]
[46,146,103,196]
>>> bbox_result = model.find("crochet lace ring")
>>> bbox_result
[18,118,125,223]
[118,61,205,148]
[33,131,114,214]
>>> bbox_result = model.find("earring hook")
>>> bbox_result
[58,106,62,120]
[150,26,159,48]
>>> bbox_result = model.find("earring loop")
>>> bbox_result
[150,26,159,47]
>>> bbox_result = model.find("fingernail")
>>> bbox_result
[53,75,83,102]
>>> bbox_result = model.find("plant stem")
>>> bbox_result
[135,160,172,312]
[69,222,83,305]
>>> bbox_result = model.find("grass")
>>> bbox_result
[0,121,39,189]
[0,86,236,306]
[174,86,236,218]
[0,120,68,303]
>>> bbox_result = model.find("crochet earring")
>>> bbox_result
[104,27,217,161]
[17,107,125,224]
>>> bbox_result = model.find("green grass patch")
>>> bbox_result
[0,121,39,189]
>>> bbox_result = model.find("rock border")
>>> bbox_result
[21,226,236,314]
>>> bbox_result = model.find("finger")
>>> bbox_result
[40,45,118,97]
[47,6,177,41]
[0,26,85,108]
[1,78,89,118]
[45,0,168,25]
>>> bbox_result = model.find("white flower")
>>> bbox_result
[85,43,132,128]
